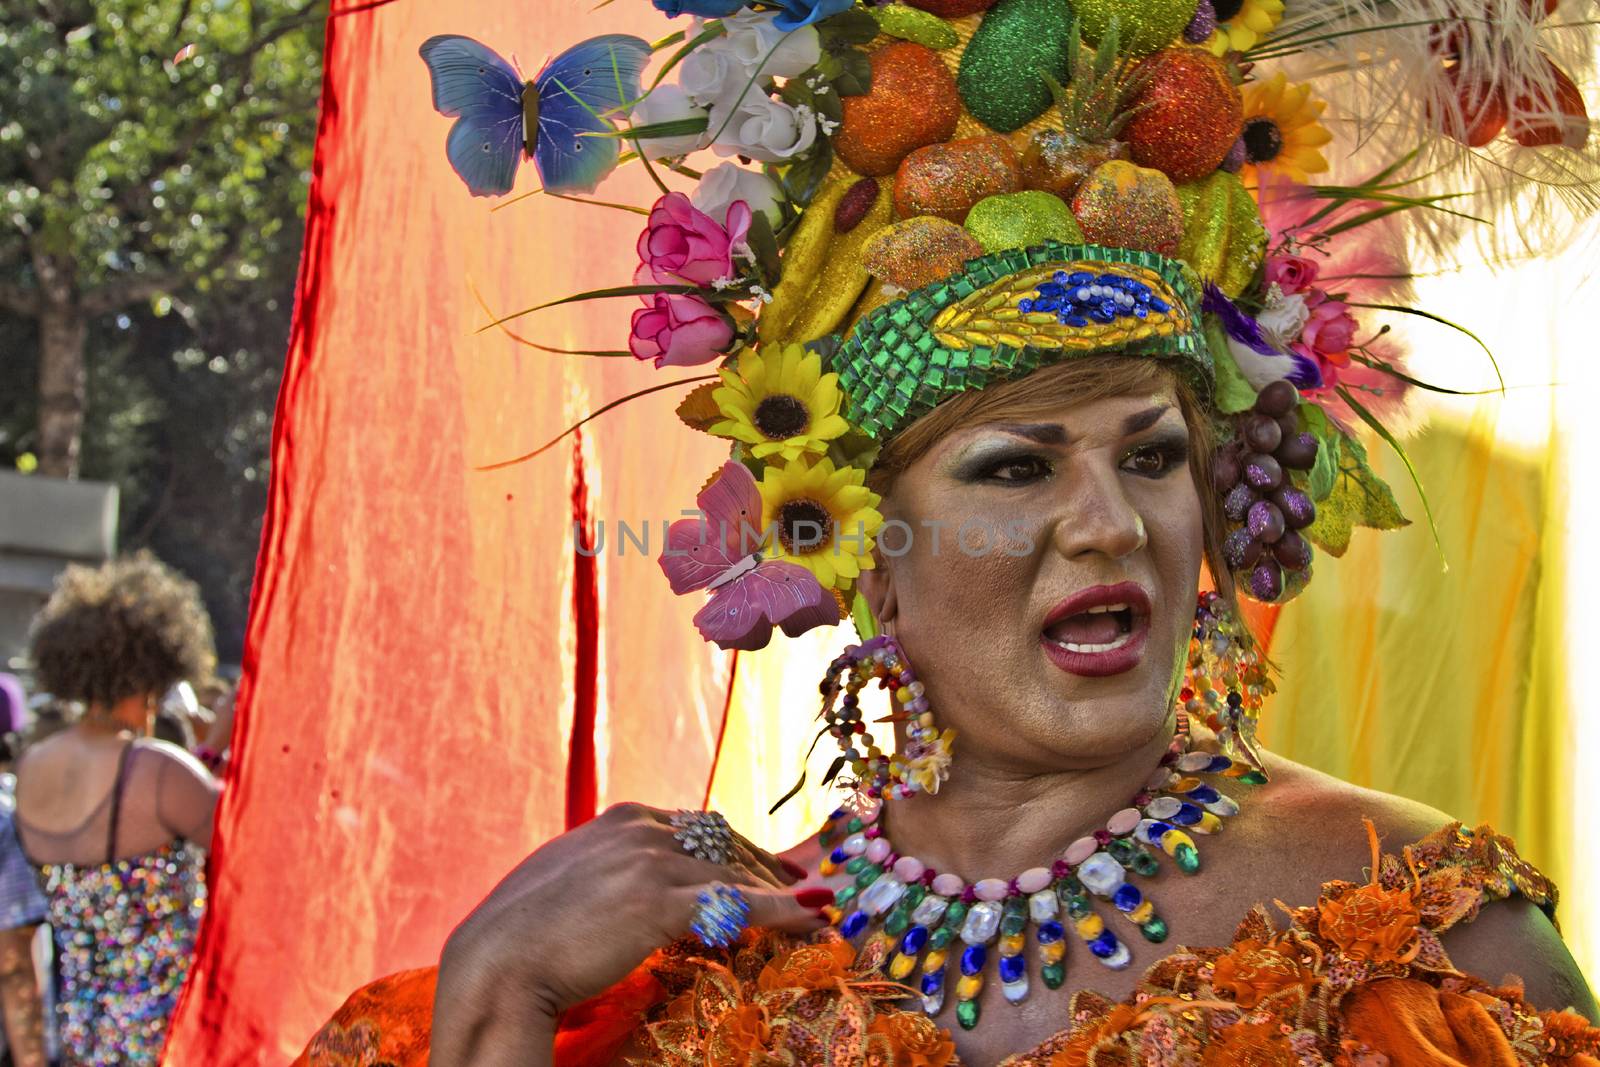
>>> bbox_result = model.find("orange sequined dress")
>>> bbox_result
[294,823,1600,1067]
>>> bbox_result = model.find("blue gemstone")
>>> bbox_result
[960,943,988,976]
[828,807,846,820]
[1089,930,1119,959]
[1038,920,1065,943]
[1088,308,1114,324]
[1067,271,1094,285]
[1207,756,1233,773]
[902,925,929,954]
[1151,297,1171,313]
[1144,819,1174,840]
[1186,785,1221,804]
[999,954,1026,982]
[1053,270,1068,282]
[1133,306,1148,318]
[1064,314,1089,328]
[921,969,945,994]
[841,910,869,938]
[1172,802,1204,825]
[830,847,848,864]
[1112,884,1142,912]
[1018,299,1034,313]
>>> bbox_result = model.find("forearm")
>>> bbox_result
[0,926,47,1067]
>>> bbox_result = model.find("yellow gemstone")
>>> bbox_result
[1169,776,1202,792]
[1129,900,1154,924]
[956,974,984,1000]
[897,687,913,703]
[922,949,948,973]
[1075,913,1105,939]
[890,952,917,980]
[1191,812,1222,835]
[820,858,837,877]
[1000,933,1026,955]
[1160,828,1196,857]
[823,905,843,924]
[1040,940,1065,963]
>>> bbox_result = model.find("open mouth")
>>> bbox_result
[1042,603,1140,654]
[1038,582,1153,677]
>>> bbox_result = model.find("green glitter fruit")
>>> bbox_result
[964,190,1085,253]
[870,3,960,48]
[1074,0,1199,57]
[957,0,1074,132]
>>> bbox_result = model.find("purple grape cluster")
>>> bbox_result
[1212,380,1318,602]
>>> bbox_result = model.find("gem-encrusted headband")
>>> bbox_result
[834,243,1210,442]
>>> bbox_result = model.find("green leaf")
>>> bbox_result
[1203,319,1259,414]
[850,589,881,641]
[778,139,835,209]
[1302,430,1408,558]
[818,8,881,47]
[599,115,710,141]
[831,48,872,96]
[1299,403,1340,501]
[745,209,783,283]
[1336,385,1444,567]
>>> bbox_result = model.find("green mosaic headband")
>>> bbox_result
[832,243,1212,442]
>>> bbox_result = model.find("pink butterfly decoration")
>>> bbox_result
[659,461,840,650]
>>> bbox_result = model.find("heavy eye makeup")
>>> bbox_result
[946,429,1190,485]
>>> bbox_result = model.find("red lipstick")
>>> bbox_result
[1039,582,1153,678]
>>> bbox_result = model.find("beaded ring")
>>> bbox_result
[689,882,750,949]
[670,810,736,866]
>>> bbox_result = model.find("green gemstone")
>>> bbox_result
[885,911,911,937]
[1066,897,1092,919]
[846,817,864,833]
[1041,961,1067,989]
[835,884,858,906]
[1000,897,1028,935]
[845,856,868,875]
[1239,770,1270,785]
[856,864,883,889]
[1131,851,1162,877]
[1141,917,1169,943]
[819,831,835,848]
[1174,844,1201,874]
[943,900,969,928]
[903,884,927,908]
[956,999,981,1030]
[1106,839,1136,864]
[929,926,954,950]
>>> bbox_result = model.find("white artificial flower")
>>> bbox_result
[710,91,818,162]
[692,162,784,227]
[679,38,752,112]
[717,10,821,81]
[631,84,711,160]
[1255,290,1309,349]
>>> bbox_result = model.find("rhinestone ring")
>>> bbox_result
[690,882,750,948]
[670,809,735,866]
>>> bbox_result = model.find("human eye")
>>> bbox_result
[1120,436,1189,478]
[976,452,1054,484]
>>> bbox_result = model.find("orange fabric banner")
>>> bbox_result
[162,3,738,1061]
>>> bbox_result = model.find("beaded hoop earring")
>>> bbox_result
[818,635,956,801]
[1180,591,1273,777]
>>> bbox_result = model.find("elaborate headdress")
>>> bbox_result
[421,0,1593,646]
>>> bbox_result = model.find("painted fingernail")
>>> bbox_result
[780,859,809,879]
[814,909,833,923]
[794,887,834,908]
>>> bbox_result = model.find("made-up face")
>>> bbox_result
[858,385,1205,773]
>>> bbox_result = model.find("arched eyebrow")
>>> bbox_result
[989,405,1174,446]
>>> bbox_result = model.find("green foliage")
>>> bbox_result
[0,0,324,659]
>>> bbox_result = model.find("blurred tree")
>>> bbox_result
[0,0,322,478]
[0,0,321,658]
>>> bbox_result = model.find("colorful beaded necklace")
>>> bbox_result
[816,721,1264,1030]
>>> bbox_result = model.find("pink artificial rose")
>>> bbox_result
[636,191,753,287]
[630,292,734,367]
[1299,289,1358,356]
[1265,254,1320,296]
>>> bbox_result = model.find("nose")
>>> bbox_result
[1047,463,1149,561]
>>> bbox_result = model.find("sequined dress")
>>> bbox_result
[22,742,207,1065]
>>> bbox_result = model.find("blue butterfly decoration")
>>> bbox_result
[419,34,651,197]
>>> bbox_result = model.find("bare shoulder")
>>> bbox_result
[136,737,214,783]
[1253,751,1595,1021]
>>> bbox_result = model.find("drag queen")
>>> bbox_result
[300,0,1600,1062]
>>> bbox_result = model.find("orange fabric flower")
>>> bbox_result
[1212,937,1317,1008]
[1318,882,1422,964]
[1343,977,1520,1067]
[756,938,856,992]
[1545,1009,1600,1064]
[1047,1003,1144,1067]
[705,1003,775,1067]
[867,1011,957,1067]
[1200,1020,1299,1067]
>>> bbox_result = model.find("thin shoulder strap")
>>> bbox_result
[105,740,138,863]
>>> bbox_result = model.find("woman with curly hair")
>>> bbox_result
[15,552,220,1065]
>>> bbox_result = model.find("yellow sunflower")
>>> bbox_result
[1205,0,1284,56]
[757,456,883,592]
[1238,72,1332,186]
[709,343,850,462]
